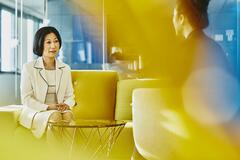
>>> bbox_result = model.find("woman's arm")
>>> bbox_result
[21,64,49,112]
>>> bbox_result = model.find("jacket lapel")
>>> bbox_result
[34,57,48,103]
[34,57,48,85]
[39,69,48,85]
[33,57,66,103]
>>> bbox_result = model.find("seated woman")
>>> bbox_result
[19,26,75,138]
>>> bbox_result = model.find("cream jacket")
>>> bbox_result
[19,57,75,134]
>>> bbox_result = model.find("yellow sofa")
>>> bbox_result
[0,70,168,160]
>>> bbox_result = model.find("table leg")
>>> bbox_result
[68,128,77,160]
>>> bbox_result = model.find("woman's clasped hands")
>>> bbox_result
[47,103,70,112]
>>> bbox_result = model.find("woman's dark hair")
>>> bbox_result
[176,0,210,29]
[33,26,62,56]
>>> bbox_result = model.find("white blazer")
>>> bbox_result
[19,57,75,133]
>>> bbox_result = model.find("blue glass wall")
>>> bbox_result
[48,0,103,70]
[205,0,239,79]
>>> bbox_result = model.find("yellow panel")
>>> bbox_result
[71,70,118,120]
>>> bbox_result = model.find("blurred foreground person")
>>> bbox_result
[173,0,240,140]
[172,0,232,85]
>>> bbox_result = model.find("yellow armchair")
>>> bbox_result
[132,88,240,160]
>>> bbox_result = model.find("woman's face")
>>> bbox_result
[42,32,60,59]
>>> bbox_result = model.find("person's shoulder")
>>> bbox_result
[207,37,226,57]
[202,33,222,49]
[23,59,37,69]
[64,64,71,70]
[197,33,224,55]
[57,60,71,70]
[22,60,38,75]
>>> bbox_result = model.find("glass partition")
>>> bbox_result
[0,0,44,106]
[47,0,105,70]
[206,0,239,79]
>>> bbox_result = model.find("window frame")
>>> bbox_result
[0,4,42,74]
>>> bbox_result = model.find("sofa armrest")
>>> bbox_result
[0,105,23,133]
[115,78,172,120]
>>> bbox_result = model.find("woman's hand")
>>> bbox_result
[57,103,70,112]
[47,104,58,110]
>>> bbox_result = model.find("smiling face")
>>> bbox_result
[42,32,60,59]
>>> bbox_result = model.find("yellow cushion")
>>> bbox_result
[115,78,171,120]
[71,70,118,120]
